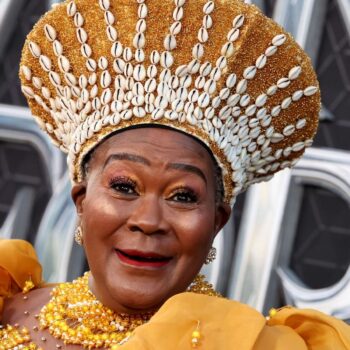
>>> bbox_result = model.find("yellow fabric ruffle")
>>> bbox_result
[0,239,42,319]
[122,293,350,349]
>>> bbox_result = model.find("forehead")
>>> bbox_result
[90,127,215,171]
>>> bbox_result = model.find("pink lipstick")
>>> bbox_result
[115,249,172,268]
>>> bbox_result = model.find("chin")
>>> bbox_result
[108,278,173,312]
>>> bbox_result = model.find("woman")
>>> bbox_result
[1,0,349,348]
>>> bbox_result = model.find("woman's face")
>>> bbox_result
[72,127,231,313]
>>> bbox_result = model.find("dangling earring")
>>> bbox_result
[74,225,83,246]
[205,247,217,264]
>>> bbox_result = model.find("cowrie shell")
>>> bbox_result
[292,142,305,152]
[58,55,70,73]
[267,85,278,96]
[246,105,257,116]
[255,94,267,107]
[74,12,84,27]
[203,15,213,29]
[111,42,123,58]
[29,42,41,58]
[227,28,240,42]
[277,78,290,89]
[67,1,77,17]
[210,97,220,110]
[123,47,133,61]
[198,92,210,108]
[256,54,267,69]
[65,73,77,86]
[236,79,247,94]
[289,66,302,80]
[101,88,112,105]
[53,40,63,56]
[77,28,88,43]
[44,24,57,42]
[216,56,227,69]
[173,6,184,21]
[203,1,215,15]
[160,51,174,68]
[170,21,182,35]
[39,55,52,72]
[133,64,146,81]
[105,11,115,25]
[135,49,145,62]
[265,45,277,57]
[49,71,61,86]
[292,90,304,101]
[240,94,250,107]
[221,42,235,58]
[101,71,112,88]
[198,27,209,43]
[22,86,34,98]
[133,33,145,49]
[270,133,284,143]
[233,14,245,28]
[227,93,240,107]
[81,44,92,58]
[200,62,212,77]
[99,0,110,10]
[107,25,118,42]
[164,34,177,51]
[226,74,237,88]
[271,105,281,117]
[304,86,318,96]
[86,58,97,72]
[138,3,148,18]
[281,97,292,109]
[272,34,286,46]
[296,118,306,129]
[243,66,257,80]
[283,124,295,136]
[21,66,31,81]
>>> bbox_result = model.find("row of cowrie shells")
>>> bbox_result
[164,0,186,52]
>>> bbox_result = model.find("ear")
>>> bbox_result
[214,202,231,238]
[71,183,87,217]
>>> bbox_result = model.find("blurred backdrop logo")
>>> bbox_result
[0,0,349,323]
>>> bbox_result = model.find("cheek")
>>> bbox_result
[81,188,127,244]
[169,207,216,257]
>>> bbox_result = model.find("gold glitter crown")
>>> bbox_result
[20,0,320,204]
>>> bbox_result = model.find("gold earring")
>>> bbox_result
[205,247,217,264]
[74,226,83,246]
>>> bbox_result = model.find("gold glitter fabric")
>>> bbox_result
[19,0,320,205]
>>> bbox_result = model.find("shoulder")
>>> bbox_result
[0,239,43,320]
[2,286,52,325]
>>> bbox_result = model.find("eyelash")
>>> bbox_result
[108,177,198,203]
[170,187,198,203]
[109,176,137,195]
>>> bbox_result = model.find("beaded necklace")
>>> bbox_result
[1,272,218,349]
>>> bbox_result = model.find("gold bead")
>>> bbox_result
[269,308,278,318]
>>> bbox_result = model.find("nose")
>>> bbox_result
[126,194,169,235]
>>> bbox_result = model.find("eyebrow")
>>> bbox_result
[103,152,207,184]
[165,163,207,184]
[103,153,151,169]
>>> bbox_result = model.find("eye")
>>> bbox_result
[109,177,138,196]
[170,188,198,203]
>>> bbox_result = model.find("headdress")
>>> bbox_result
[20,0,320,204]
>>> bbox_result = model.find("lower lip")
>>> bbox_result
[115,250,171,268]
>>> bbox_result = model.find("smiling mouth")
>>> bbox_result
[115,249,173,268]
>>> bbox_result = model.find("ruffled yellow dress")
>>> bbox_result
[1,239,350,349]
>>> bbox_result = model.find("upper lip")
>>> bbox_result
[116,249,172,259]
